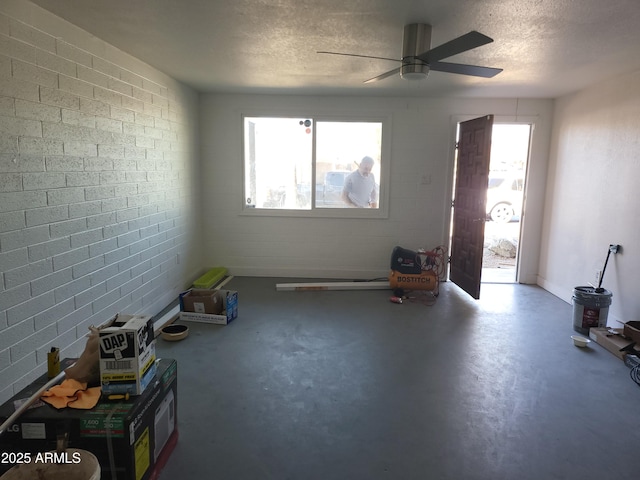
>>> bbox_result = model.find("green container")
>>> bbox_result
[193,267,227,289]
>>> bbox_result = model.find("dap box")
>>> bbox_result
[179,289,238,325]
[99,314,156,395]
[0,358,178,480]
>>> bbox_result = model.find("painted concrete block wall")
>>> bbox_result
[199,94,553,282]
[538,69,640,326]
[0,1,200,404]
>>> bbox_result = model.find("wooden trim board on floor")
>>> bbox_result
[215,275,234,290]
[276,281,390,291]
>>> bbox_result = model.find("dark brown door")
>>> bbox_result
[450,115,494,299]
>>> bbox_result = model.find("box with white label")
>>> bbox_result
[99,314,156,395]
[179,289,238,325]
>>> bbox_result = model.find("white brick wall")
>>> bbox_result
[0,1,200,404]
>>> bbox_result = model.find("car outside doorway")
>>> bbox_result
[482,124,531,283]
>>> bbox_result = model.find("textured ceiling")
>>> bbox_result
[28,0,640,98]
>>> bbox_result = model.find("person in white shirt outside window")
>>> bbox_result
[341,156,378,208]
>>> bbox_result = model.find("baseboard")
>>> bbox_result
[536,276,572,305]
[227,266,390,281]
[152,303,180,336]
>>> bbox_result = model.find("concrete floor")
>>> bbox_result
[156,277,639,480]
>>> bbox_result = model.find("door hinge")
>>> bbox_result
[455,141,459,150]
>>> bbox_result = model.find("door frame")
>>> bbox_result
[443,115,538,286]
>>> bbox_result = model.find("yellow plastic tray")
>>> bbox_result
[193,267,227,289]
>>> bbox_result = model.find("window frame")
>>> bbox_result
[240,112,391,219]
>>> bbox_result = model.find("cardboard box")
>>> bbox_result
[179,289,238,325]
[99,314,157,395]
[589,328,635,360]
[0,358,178,480]
[623,321,640,344]
[181,289,225,314]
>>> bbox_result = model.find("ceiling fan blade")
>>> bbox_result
[429,61,502,78]
[317,51,401,63]
[417,31,494,63]
[364,67,402,84]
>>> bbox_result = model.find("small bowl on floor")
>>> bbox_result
[161,324,189,342]
[571,335,590,347]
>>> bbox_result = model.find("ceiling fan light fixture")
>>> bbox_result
[400,63,429,80]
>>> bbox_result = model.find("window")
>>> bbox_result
[243,116,387,216]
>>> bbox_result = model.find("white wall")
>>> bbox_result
[538,69,640,326]
[0,0,201,404]
[200,94,553,281]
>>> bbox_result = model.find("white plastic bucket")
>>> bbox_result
[0,449,100,480]
[572,286,613,335]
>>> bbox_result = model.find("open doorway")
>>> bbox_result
[481,123,531,283]
[449,119,532,296]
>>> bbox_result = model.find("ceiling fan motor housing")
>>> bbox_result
[401,23,431,80]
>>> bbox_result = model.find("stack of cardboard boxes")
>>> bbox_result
[0,313,179,480]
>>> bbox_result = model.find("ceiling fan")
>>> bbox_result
[318,24,502,83]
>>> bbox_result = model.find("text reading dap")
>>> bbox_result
[100,332,128,354]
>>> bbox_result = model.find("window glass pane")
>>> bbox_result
[244,117,313,209]
[315,122,382,209]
